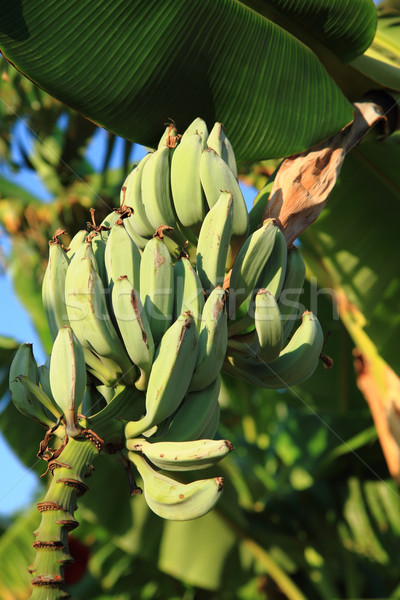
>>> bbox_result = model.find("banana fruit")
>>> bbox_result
[128,452,224,521]
[127,437,233,471]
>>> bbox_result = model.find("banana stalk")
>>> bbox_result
[29,436,100,600]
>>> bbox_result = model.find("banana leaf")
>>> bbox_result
[0,0,379,161]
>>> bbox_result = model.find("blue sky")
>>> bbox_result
[0,120,256,516]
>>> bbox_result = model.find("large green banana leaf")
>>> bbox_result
[0,0,378,161]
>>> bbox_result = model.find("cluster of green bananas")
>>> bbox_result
[9,117,324,522]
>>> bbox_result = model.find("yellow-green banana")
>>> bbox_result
[141,146,177,230]
[207,122,238,177]
[174,256,205,327]
[151,376,221,442]
[189,288,228,392]
[200,147,248,265]
[171,132,206,232]
[112,276,155,391]
[42,238,70,341]
[65,255,135,385]
[224,311,323,389]
[128,452,224,520]
[9,344,56,427]
[125,313,198,438]
[121,153,154,237]
[49,325,86,435]
[105,221,141,293]
[140,235,174,345]
[279,245,306,341]
[127,437,233,471]
[196,191,233,293]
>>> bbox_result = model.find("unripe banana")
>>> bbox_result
[140,235,174,345]
[65,255,135,385]
[189,288,228,392]
[142,146,177,231]
[9,344,56,427]
[42,237,70,341]
[198,397,221,440]
[183,117,208,147]
[171,132,206,232]
[207,122,238,177]
[128,452,224,521]
[258,224,287,299]
[121,153,154,237]
[224,311,323,389]
[66,230,87,258]
[125,313,198,439]
[279,245,306,341]
[228,218,278,315]
[200,147,249,266]
[127,437,233,471]
[174,256,205,327]
[50,326,86,436]
[112,276,155,391]
[152,376,221,442]
[196,191,233,293]
[105,221,141,293]
[229,290,283,363]
[38,356,53,401]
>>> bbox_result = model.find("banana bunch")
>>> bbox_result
[10,117,324,523]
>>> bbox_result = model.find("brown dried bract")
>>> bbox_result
[57,478,89,497]
[49,228,68,247]
[264,102,388,245]
[80,428,104,451]
[37,501,66,512]
[154,225,173,240]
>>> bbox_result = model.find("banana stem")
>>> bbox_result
[29,436,99,599]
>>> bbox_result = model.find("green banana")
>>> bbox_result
[15,376,62,421]
[183,117,208,147]
[42,237,70,341]
[200,147,249,265]
[151,376,221,443]
[228,219,281,336]
[140,235,174,345]
[174,256,205,327]
[112,276,155,391]
[224,311,323,389]
[125,313,198,439]
[171,132,206,232]
[121,153,154,237]
[228,218,279,314]
[189,287,228,392]
[38,356,53,401]
[91,233,108,290]
[128,452,224,521]
[49,326,87,435]
[279,245,306,341]
[196,191,233,293]
[198,396,221,440]
[9,344,56,427]
[141,146,177,231]
[127,437,233,471]
[66,230,87,258]
[229,289,283,363]
[258,223,287,299]
[65,255,135,385]
[105,221,141,293]
[206,122,238,177]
